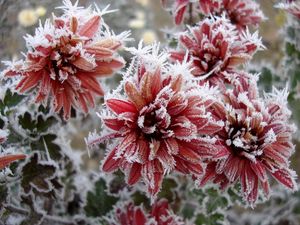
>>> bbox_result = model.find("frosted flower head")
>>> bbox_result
[199,0,265,30]
[162,0,265,28]
[276,1,300,19]
[200,72,297,206]
[170,17,263,87]
[3,0,127,120]
[87,44,223,198]
[106,199,184,225]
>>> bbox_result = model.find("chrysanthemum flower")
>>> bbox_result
[162,0,265,28]
[199,72,297,205]
[276,1,300,19]
[150,198,185,225]
[199,0,265,30]
[107,202,147,225]
[106,199,184,225]
[0,129,26,170]
[170,17,263,87]
[87,43,223,198]
[2,0,128,120]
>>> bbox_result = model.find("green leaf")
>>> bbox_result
[158,177,178,202]
[21,153,60,195]
[18,112,58,136]
[30,134,63,160]
[181,202,195,219]
[205,188,228,214]
[195,212,225,225]
[0,89,25,114]
[84,178,119,217]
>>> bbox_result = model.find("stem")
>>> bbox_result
[4,204,28,215]
[43,215,74,225]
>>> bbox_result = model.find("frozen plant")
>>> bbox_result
[276,0,300,19]
[2,0,129,120]
[87,43,224,199]
[0,128,26,170]
[0,0,299,224]
[200,72,297,206]
[161,0,265,28]
[106,199,185,225]
[170,16,263,87]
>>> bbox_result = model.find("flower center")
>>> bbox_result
[226,118,262,161]
[137,104,172,140]
[49,35,80,82]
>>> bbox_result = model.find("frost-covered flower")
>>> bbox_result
[107,202,147,225]
[106,199,184,225]
[199,72,297,205]
[162,0,265,28]
[276,1,300,19]
[199,0,265,30]
[170,17,263,87]
[87,43,223,198]
[3,0,128,120]
[0,129,26,170]
[150,198,185,225]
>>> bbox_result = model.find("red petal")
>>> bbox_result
[96,59,124,69]
[102,147,120,172]
[0,154,26,170]
[125,81,146,111]
[250,161,267,182]
[272,169,297,190]
[106,99,137,114]
[85,46,113,59]
[17,71,42,93]
[133,208,147,225]
[175,4,187,25]
[73,57,95,71]
[103,118,125,131]
[78,15,101,38]
[127,163,142,185]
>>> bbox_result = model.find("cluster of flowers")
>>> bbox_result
[107,199,184,225]
[0,0,298,221]
[2,0,129,120]
[161,0,265,28]
[86,0,297,207]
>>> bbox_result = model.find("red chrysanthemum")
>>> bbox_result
[170,17,263,87]
[199,0,265,30]
[162,0,265,28]
[87,44,223,198]
[107,199,184,225]
[199,72,297,205]
[277,0,300,19]
[0,129,26,170]
[2,0,127,120]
